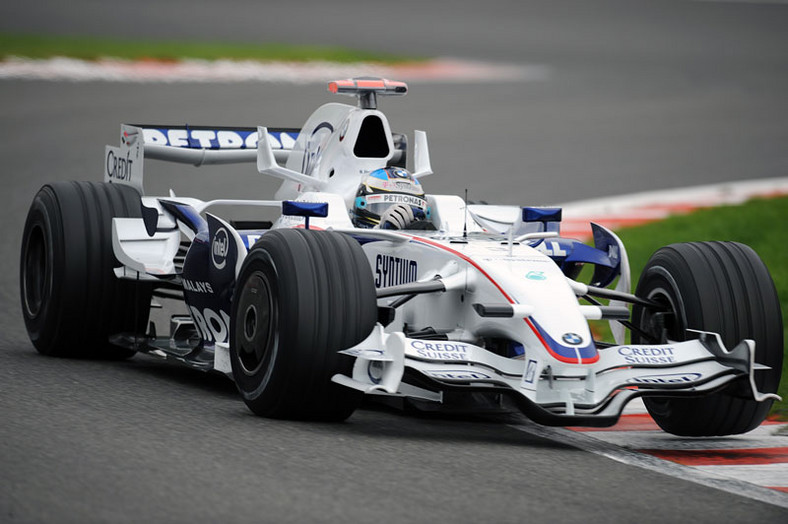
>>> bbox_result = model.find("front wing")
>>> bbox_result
[333,328,778,427]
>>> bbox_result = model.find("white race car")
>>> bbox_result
[20,78,783,435]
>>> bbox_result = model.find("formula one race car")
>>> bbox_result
[20,78,783,436]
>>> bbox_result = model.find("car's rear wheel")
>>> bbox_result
[230,229,377,421]
[631,241,783,436]
[20,181,152,358]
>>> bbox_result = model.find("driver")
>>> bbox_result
[352,167,432,230]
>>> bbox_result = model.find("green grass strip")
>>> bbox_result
[601,196,788,418]
[0,32,420,64]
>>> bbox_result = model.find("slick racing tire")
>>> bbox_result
[632,242,783,436]
[20,181,152,359]
[230,229,377,421]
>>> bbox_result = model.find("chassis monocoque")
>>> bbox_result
[20,78,783,435]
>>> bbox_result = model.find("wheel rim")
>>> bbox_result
[642,287,682,343]
[637,278,686,415]
[22,223,48,318]
[235,270,277,376]
[244,305,258,341]
[635,265,687,345]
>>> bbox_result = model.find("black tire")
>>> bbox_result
[632,241,783,436]
[230,229,377,421]
[20,181,152,358]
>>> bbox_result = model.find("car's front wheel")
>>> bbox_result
[632,241,783,436]
[230,229,377,421]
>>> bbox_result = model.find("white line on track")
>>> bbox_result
[580,423,787,451]
[693,464,788,487]
[509,420,788,509]
[0,56,550,84]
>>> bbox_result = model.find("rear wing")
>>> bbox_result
[103,123,408,195]
[140,125,299,163]
[103,124,300,194]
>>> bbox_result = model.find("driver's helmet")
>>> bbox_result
[352,167,430,229]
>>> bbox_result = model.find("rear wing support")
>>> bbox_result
[256,127,327,191]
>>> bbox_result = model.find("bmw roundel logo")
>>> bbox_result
[562,333,583,345]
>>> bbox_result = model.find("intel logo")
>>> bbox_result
[212,228,229,270]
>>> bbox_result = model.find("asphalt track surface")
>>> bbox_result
[2,1,788,522]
